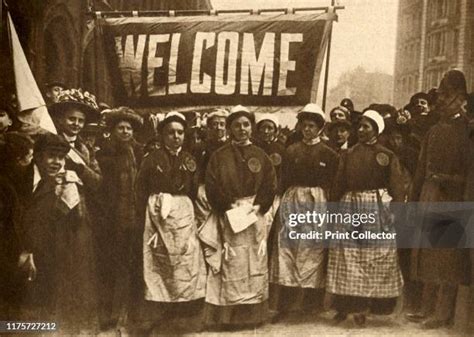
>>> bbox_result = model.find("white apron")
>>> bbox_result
[143,193,206,302]
[199,196,270,306]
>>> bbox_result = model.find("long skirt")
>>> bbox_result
[202,196,270,326]
[143,193,206,302]
[270,186,328,288]
[269,186,328,313]
[326,190,403,314]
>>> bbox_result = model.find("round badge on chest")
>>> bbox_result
[184,157,197,172]
[248,157,262,173]
[269,153,282,166]
[376,152,390,167]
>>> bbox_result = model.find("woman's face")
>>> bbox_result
[301,119,321,141]
[230,116,252,142]
[257,120,277,143]
[57,109,86,136]
[0,109,12,133]
[331,109,347,122]
[162,122,185,150]
[112,120,134,142]
[332,126,350,146]
[358,118,377,143]
[207,116,226,141]
[18,148,34,167]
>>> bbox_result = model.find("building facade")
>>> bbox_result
[393,0,474,107]
[5,0,211,103]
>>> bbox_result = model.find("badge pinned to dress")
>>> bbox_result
[247,157,262,173]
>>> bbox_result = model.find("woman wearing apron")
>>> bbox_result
[200,105,277,329]
[269,103,339,320]
[135,111,206,333]
[326,109,404,327]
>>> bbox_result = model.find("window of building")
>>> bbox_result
[430,0,448,20]
[453,28,459,60]
[428,30,448,58]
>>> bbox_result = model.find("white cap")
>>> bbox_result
[163,111,186,123]
[362,110,385,134]
[207,108,229,120]
[230,104,250,114]
[299,103,327,122]
[256,113,279,128]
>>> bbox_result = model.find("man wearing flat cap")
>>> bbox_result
[17,133,99,333]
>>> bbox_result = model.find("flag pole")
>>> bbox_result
[322,0,335,111]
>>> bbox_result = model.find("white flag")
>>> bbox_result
[7,12,56,134]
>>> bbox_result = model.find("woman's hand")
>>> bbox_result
[19,253,37,281]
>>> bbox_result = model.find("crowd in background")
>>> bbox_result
[0,69,474,335]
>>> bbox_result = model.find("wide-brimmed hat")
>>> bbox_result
[81,123,102,135]
[106,107,143,130]
[49,88,99,122]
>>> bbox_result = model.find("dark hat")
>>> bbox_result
[438,70,467,96]
[49,88,100,122]
[340,98,354,111]
[383,118,410,136]
[81,123,101,135]
[34,133,70,155]
[227,105,254,127]
[106,107,143,130]
[365,104,397,119]
[159,111,187,132]
[4,132,34,159]
[327,119,352,132]
[45,80,66,89]
[410,92,430,105]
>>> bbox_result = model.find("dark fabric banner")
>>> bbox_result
[99,13,335,107]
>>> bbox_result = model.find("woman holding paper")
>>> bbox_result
[134,111,206,332]
[269,103,339,320]
[326,110,404,327]
[202,105,277,329]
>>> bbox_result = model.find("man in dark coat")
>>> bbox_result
[0,132,34,319]
[18,133,99,333]
[407,92,439,151]
[410,70,471,329]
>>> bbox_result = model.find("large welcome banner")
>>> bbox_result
[100,13,335,107]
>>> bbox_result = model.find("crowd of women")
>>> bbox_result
[0,69,474,335]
